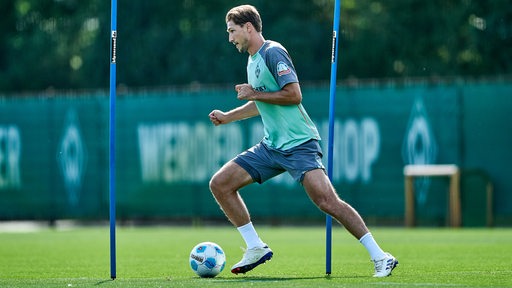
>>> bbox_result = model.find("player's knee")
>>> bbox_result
[209,175,221,195]
[314,196,335,214]
[209,173,228,197]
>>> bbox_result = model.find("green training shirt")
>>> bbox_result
[247,40,320,150]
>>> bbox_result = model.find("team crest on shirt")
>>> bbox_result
[277,61,291,76]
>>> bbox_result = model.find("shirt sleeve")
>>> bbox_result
[265,44,299,89]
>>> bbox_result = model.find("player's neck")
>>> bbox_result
[248,34,265,56]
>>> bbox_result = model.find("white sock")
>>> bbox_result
[359,232,386,260]
[237,222,265,249]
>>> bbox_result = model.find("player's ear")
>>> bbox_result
[245,22,252,32]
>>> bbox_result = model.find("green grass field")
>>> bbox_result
[0,225,511,287]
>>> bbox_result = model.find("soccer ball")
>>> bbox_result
[189,242,226,278]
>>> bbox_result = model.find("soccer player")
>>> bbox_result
[208,4,398,277]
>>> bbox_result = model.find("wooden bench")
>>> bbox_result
[404,164,461,227]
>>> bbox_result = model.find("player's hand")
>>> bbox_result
[209,110,227,126]
[235,84,255,101]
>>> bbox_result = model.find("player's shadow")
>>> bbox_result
[93,274,367,285]
[230,276,325,281]
[214,274,364,282]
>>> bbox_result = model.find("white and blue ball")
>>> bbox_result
[189,242,226,278]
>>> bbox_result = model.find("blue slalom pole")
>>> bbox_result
[109,0,117,280]
[326,0,341,275]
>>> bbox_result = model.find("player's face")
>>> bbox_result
[227,21,249,53]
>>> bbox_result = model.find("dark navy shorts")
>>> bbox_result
[233,139,325,184]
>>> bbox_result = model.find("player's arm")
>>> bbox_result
[209,101,259,126]
[235,82,302,105]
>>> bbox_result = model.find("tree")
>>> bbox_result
[0,0,510,93]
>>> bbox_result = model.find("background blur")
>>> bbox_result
[0,0,511,226]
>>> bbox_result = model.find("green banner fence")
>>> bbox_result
[0,81,510,226]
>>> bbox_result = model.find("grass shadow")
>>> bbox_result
[94,279,116,285]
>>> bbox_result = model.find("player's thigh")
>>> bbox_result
[210,160,253,191]
[302,169,339,205]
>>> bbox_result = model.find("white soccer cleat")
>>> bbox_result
[231,245,273,274]
[372,253,398,277]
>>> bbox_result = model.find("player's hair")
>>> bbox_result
[226,5,262,32]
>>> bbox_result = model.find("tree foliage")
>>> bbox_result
[0,0,510,92]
